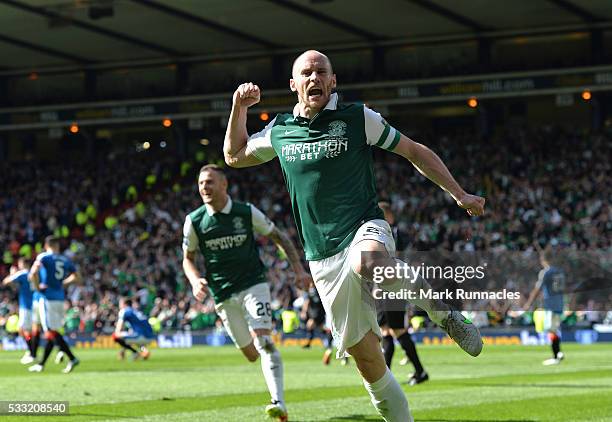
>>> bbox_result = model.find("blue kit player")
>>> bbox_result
[113,297,155,360]
[28,236,81,373]
[2,258,38,364]
[525,244,566,365]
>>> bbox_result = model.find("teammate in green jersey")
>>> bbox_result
[182,164,312,422]
[224,50,485,422]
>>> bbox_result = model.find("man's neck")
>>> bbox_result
[298,103,324,119]
[209,195,229,213]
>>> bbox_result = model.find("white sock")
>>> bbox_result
[255,336,284,404]
[363,368,412,422]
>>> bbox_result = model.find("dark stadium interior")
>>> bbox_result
[1,0,611,340]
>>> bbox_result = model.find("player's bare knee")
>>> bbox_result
[245,352,259,363]
[241,343,260,362]
[349,250,377,280]
[350,243,391,282]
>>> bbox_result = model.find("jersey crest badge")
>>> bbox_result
[328,120,347,137]
[233,217,244,231]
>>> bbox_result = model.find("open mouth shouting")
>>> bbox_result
[307,87,323,101]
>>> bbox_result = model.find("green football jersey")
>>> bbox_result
[185,200,267,303]
[247,93,401,260]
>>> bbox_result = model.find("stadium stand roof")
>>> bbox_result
[1,0,611,75]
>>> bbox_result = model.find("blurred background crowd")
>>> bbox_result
[1,123,610,337]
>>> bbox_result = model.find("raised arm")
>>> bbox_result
[524,267,546,311]
[364,107,485,217]
[393,135,485,217]
[224,83,268,168]
[2,274,13,287]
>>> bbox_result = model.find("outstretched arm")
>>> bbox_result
[393,135,485,217]
[524,265,546,310]
[523,280,543,311]
[267,227,312,289]
[224,83,267,168]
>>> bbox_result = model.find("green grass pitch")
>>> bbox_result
[1,343,611,421]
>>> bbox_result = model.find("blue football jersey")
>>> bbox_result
[120,307,154,338]
[10,270,33,310]
[36,252,76,301]
[539,266,565,313]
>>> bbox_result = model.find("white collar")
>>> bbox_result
[205,196,232,215]
[292,92,338,117]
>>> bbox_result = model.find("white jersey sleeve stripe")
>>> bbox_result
[381,128,401,151]
[35,251,51,263]
[375,124,391,146]
[364,105,401,151]
[246,116,278,163]
[8,269,28,282]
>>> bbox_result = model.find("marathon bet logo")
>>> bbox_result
[281,120,349,162]
[281,139,349,161]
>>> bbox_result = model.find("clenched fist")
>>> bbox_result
[233,82,261,108]
[456,193,486,217]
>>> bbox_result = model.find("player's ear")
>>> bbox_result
[290,79,297,92]
[331,74,336,89]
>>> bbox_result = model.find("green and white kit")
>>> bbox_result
[247,93,403,355]
[183,198,275,347]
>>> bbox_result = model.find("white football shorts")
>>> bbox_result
[215,282,273,349]
[309,219,395,358]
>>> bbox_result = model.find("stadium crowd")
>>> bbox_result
[1,124,610,336]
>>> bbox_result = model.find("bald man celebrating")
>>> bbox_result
[224,50,485,422]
